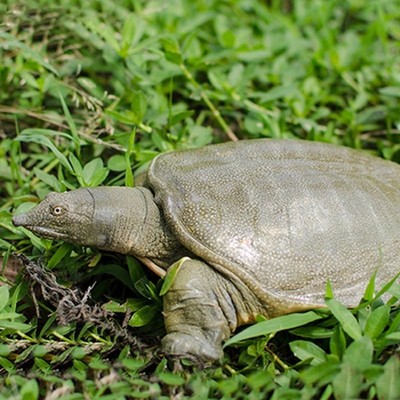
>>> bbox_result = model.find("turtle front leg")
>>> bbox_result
[161,259,245,361]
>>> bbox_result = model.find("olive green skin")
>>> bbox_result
[13,139,400,360]
[149,139,400,313]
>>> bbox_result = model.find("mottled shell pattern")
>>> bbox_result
[147,139,400,312]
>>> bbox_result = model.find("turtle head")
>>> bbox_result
[12,188,95,246]
[13,186,182,262]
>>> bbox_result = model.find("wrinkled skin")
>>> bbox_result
[13,139,400,360]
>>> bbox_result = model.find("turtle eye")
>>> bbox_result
[51,205,64,216]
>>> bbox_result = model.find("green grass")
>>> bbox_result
[1,0,400,398]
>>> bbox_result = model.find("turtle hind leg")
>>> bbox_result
[161,259,240,361]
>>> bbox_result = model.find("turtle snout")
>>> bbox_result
[12,214,29,227]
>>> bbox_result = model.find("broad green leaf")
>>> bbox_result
[77,323,95,342]
[88,252,102,267]
[224,311,323,347]
[85,18,120,52]
[0,320,32,331]
[120,15,144,57]
[0,312,26,320]
[187,125,213,148]
[385,332,400,340]
[128,305,158,327]
[0,356,15,372]
[161,37,183,65]
[106,109,140,125]
[357,306,369,332]
[258,85,298,103]
[0,215,16,238]
[143,281,161,304]
[132,91,148,122]
[379,86,400,97]
[19,228,49,251]
[47,243,73,269]
[121,358,147,371]
[158,372,185,386]
[1,157,13,181]
[0,32,59,75]
[89,358,109,370]
[9,281,29,312]
[150,131,174,152]
[301,362,340,386]
[217,30,235,48]
[17,128,73,141]
[363,269,377,302]
[39,313,57,338]
[376,356,400,400]
[388,283,400,300]
[82,158,109,187]
[332,363,362,400]
[87,168,109,187]
[170,110,195,127]
[35,357,52,373]
[20,379,39,400]
[326,298,362,340]
[72,359,87,372]
[0,238,11,250]
[131,381,161,399]
[103,300,126,313]
[32,345,48,358]
[134,278,154,300]
[290,325,332,339]
[127,256,148,295]
[160,257,189,296]
[126,298,149,312]
[246,370,274,391]
[228,64,245,87]
[71,347,86,360]
[364,304,390,339]
[108,154,127,172]
[374,272,400,300]
[324,279,334,300]
[329,325,346,359]
[16,131,73,174]
[208,71,225,91]
[218,377,241,395]
[290,340,327,365]
[33,168,63,192]
[342,336,373,371]
[69,153,83,177]
[0,344,11,357]
[0,287,9,312]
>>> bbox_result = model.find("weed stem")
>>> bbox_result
[179,63,238,142]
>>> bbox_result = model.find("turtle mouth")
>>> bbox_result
[12,215,70,241]
[23,225,68,240]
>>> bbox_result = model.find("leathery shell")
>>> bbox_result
[147,139,400,314]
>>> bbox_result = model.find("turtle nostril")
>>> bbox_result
[12,214,28,227]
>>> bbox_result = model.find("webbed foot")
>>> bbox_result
[161,332,223,361]
[162,259,236,361]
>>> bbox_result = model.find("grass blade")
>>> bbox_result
[224,311,323,347]
[326,298,362,340]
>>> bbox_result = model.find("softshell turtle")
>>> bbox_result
[13,139,400,360]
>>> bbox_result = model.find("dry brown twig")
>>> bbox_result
[15,253,156,351]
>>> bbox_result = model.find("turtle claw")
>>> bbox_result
[161,332,223,361]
